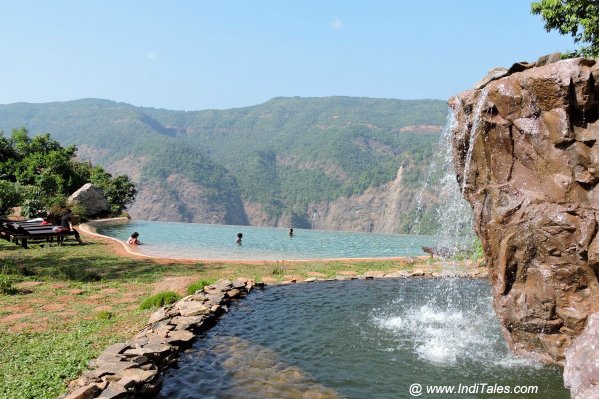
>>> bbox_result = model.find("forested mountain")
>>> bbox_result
[0,97,447,232]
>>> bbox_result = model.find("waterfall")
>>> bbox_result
[410,108,476,265]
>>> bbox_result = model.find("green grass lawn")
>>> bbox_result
[0,235,441,399]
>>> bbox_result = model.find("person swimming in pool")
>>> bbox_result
[127,231,141,245]
[235,232,243,245]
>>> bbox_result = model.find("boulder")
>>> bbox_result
[450,57,599,364]
[564,312,599,399]
[68,183,110,216]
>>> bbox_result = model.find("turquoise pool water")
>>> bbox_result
[97,221,437,260]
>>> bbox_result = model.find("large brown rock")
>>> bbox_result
[449,57,599,364]
[68,183,110,216]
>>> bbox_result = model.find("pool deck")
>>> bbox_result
[80,218,432,265]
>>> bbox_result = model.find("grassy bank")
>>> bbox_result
[0,235,443,399]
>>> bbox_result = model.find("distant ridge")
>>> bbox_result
[0,96,447,233]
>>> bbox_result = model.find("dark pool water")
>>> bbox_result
[157,279,568,399]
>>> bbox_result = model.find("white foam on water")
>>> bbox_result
[373,294,536,369]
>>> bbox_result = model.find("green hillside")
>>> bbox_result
[0,97,447,232]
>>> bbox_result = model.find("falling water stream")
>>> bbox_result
[156,104,568,398]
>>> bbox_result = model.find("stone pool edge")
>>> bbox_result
[62,271,489,399]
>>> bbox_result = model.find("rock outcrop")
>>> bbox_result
[450,57,599,365]
[564,312,599,399]
[68,183,110,216]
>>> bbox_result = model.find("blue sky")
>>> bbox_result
[0,1,575,111]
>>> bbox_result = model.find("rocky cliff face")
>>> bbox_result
[450,57,599,366]
[126,165,417,234]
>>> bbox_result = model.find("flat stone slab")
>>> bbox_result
[96,382,127,399]
[176,301,210,317]
[363,270,386,278]
[165,330,195,345]
[117,367,158,383]
[63,383,101,399]
[169,315,206,330]
[123,343,171,358]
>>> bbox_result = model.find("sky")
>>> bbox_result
[0,1,577,111]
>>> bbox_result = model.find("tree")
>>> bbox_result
[531,0,599,57]
[0,181,21,216]
[0,128,137,217]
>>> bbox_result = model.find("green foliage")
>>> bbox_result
[95,310,114,320]
[0,320,115,399]
[139,291,181,310]
[0,180,21,216]
[186,279,216,295]
[0,128,136,217]
[531,0,599,57]
[0,275,17,295]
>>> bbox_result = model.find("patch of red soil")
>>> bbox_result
[3,305,31,312]
[10,322,48,333]
[94,305,113,312]
[114,297,138,304]
[42,304,66,312]
[99,288,119,294]
[0,313,33,323]
[152,276,198,295]
[15,281,44,289]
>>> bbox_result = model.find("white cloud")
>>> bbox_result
[147,51,157,61]
[330,18,343,29]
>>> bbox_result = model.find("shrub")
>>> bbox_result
[186,279,215,295]
[20,198,46,218]
[0,275,18,295]
[139,291,181,310]
[95,310,114,320]
[0,181,21,216]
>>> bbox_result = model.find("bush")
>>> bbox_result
[0,275,18,295]
[0,181,21,216]
[186,279,215,295]
[20,198,46,218]
[95,310,114,320]
[139,291,181,310]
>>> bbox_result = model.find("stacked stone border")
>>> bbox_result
[62,269,488,399]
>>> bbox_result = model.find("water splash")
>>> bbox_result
[373,289,537,369]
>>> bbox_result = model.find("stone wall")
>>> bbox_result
[449,56,599,365]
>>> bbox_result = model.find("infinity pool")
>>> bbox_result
[97,220,437,260]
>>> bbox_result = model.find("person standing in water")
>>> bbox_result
[236,232,243,245]
[289,228,294,238]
